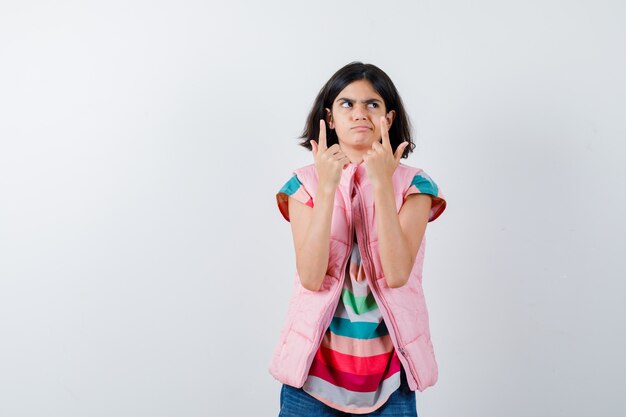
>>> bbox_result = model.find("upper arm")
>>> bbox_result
[287,195,314,254]
[398,193,432,263]
[276,174,315,273]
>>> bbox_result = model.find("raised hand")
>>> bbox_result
[310,119,350,190]
[362,116,409,186]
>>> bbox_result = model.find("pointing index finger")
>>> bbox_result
[319,119,327,151]
[380,116,391,150]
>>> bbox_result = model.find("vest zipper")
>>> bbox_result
[353,181,422,390]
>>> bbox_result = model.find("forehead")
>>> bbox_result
[334,79,382,100]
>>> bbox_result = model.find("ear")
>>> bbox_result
[325,108,334,129]
[386,110,396,128]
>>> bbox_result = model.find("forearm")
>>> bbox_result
[373,180,413,288]
[295,184,336,291]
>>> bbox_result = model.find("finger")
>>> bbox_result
[311,140,318,156]
[380,116,391,150]
[331,153,349,167]
[394,141,409,163]
[328,144,342,155]
[318,119,327,151]
[335,153,349,162]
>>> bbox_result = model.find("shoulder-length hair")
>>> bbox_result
[300,62,414,158]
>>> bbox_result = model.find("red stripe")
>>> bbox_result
[308,351,402,392]
[315,345,393,376]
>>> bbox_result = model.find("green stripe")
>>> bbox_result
[410,173,438,196]
[329,317,389,339]
[342,288,378,315]
[278,175,302,196]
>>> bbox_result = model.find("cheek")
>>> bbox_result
[333,116,350,131]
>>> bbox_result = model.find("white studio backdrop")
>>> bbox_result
[1,1,625,416]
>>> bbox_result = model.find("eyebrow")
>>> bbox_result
[335,97,383,104]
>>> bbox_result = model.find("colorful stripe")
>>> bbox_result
[276,174,313,221]
[303,375,401,412]
[342,287,377,315]
[329,317,389,340]
[308,351,402,392]
[406,171,447,222]
[409,171,439,197]
[320,333,394,357]
[315,345,394,376]
[335,298,381,324]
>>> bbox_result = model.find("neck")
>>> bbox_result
[342,146,369,166]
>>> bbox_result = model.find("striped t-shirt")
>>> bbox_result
[302,232,402,413]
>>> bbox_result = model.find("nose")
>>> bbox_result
[352,103,367,120]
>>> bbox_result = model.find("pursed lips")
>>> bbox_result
[351,125,371,131]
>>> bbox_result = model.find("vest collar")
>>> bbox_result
[339,160,368,191]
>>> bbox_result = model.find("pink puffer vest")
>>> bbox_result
[269,161,444,392]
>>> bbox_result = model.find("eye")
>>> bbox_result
[368,102,379,109]
[340,101,352,108]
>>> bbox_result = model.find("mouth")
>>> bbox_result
[351,126,371,131]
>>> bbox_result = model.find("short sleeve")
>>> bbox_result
[276,174,314,222]
[404,171,447,222]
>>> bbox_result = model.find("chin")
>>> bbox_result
[338,133,375,148]
[350,141,375,150]
[351,136,370,143]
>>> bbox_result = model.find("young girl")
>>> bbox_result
[270,62,447,416]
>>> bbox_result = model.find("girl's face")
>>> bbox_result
[326,79,395,151]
